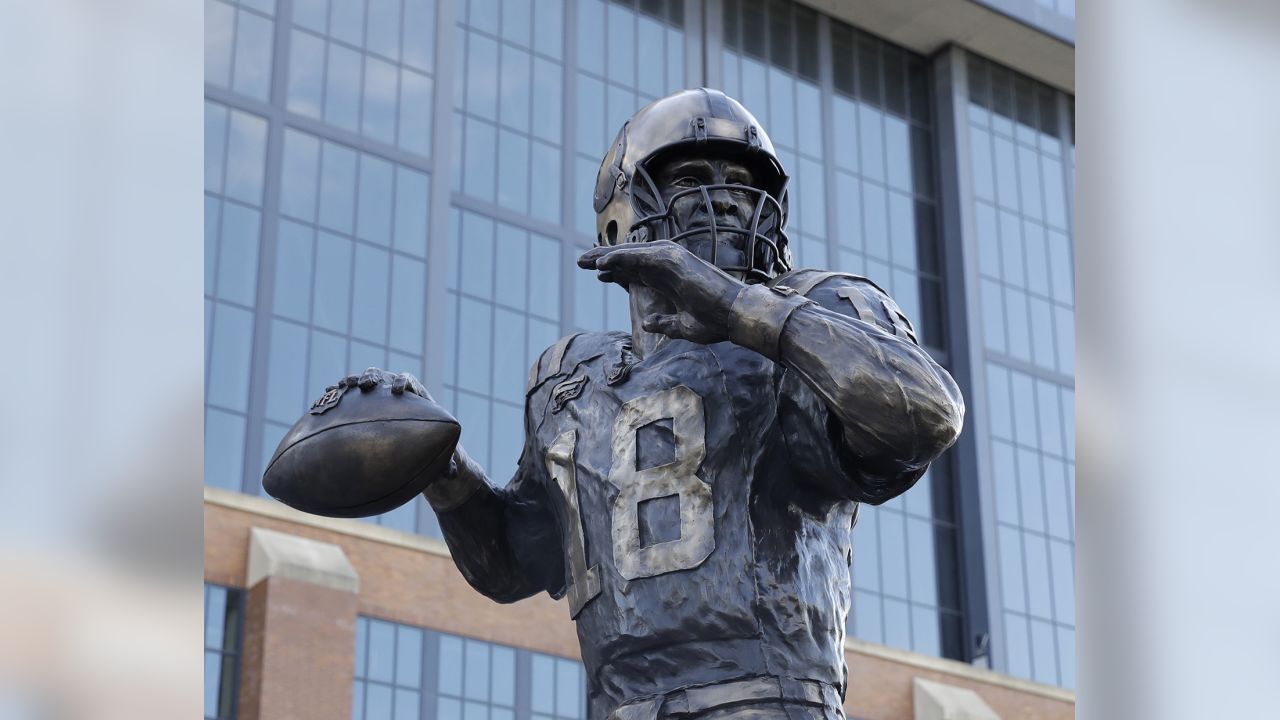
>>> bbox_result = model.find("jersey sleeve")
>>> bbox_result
[773,272,933,504]
[500,337,587,600]
[499,430,567,600]
[432,346,572,603]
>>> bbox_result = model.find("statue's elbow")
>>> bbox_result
[923,395,965,460]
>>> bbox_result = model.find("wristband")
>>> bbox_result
[424,453,485,512]
[727,283,814,360]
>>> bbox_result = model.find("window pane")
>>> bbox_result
[205,650,222,718]
[1013,450,1044,530]
[351,244,390,343]
[906,516,937,606]
[530,141,561,224]
[464,640,488,700]
[233,10,274,100]
[399,70,433,157]
[533,0,563,59]
[319,143,359,233]
[998,526,1025,613]
[457,299,493,393]
[205,102,229,192]
[531,655,554,713]
[330,0,364,46]
[1050,539,1075,624]
[266,319,308,423]
[494,226,528,310]
[463,118,498,201]
[216,203,261,306]
[363,56,400,145]
[531,58,562,144]
[395,626,422,687]
[368,0,402,60]
[358,155,395,246]
[208,305,255,411]
[555,658,580,717]
[1030,618,1058,684]
[497,129,530,213]
[403,0,435,71]
[394,689,419,720]
[205,408,246,490]
[878,511,907,598]
[309,330,348,395]
[313,232,354,333]
[438,636,463,696]
[852,510,880,592]
[1004,613,1032,678]
[911,605,941,657]
[282,130,321,221]
[861,181,888,262]
[366,683,392,720]
[225,111,268,205]
[492,309,526,404]
[500,45,532,133]
[367,620,395,683]
[390,257,426,353]
[325,43,363,132]
[852,589,883,644]
[491,646,515,706]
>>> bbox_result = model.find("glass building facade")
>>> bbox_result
[964,53,1076,688]
[205,584,245,720]
[204,0,1075,689]
[354,617,589,720]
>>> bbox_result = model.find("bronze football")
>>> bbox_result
[262,383,460,518]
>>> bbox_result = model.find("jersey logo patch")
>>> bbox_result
[551,375,589,413]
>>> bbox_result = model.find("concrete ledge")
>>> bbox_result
[845,636,1075,703]
[204,486,452,559]
[913,677,1000,719]
[796,0,1074,92]
[247,527,360,593]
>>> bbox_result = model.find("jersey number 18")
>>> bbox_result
[546,386,713,618]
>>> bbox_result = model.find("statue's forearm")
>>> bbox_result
[424,448,546,603]
[728,284,964,474]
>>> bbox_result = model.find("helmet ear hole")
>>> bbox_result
[606,220,618,245]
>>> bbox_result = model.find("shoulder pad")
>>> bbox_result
[774,270,916,344]
[526,332,623,394]
[769,268,889,298]
[527,333,580,394]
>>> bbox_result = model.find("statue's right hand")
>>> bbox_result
[334,367,432,400]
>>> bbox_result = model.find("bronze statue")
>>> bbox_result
[325,89,962,720]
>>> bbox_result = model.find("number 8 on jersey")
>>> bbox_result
[609,385,713,580]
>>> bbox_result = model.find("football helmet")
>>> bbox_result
[592,88,792,283]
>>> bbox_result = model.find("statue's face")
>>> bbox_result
[652,156,760,278]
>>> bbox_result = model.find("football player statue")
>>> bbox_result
[348,89,963,720]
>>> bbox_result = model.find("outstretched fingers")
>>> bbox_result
[358,367,384,391]
[390,372,409,395]
[576,245,613,269]
[389,371,431,398]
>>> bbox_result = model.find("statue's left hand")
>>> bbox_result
[577,241,745,344]
[336,367,431,398]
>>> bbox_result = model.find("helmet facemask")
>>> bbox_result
[626,156,792,285]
